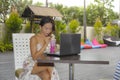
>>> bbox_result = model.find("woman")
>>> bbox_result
[19,17,59,80]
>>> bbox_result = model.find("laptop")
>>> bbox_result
[46,33,81,57]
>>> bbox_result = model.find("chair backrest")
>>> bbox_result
[12,33,35,70]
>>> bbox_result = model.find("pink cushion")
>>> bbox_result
[92,38,107,48]
[92,38,99,45]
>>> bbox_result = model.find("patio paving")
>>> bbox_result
[0,47,120,80]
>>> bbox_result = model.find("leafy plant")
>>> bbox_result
[68,19,81,33]
[10,0,33,16]
[32,23,40,34]
[5,12,22,43]
[6,12,22,33]
[55,20,67,44]
[0,41,13,53]
[24,21,31,33]
[0,0,10,22]
[50,2,118,26]
[24,21,40,34]
[119,29,120,38]
[1,11,22,52]
[104,22,120,37]
[0,41,6,52]
[94,17,103,41]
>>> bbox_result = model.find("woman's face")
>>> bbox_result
[41,23,53,37]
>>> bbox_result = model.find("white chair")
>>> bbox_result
[12,33,59,80]
[12,33,39,80]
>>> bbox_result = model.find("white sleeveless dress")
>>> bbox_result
[18,43,60,80]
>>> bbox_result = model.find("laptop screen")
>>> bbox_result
[60,33,81,55]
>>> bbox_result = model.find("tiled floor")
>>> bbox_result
[0,47,120,80]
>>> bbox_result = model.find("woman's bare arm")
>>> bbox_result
[30,36,49,60]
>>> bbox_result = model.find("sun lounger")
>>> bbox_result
[103,36,120,46]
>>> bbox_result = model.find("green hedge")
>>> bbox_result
[0,41,13,53]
